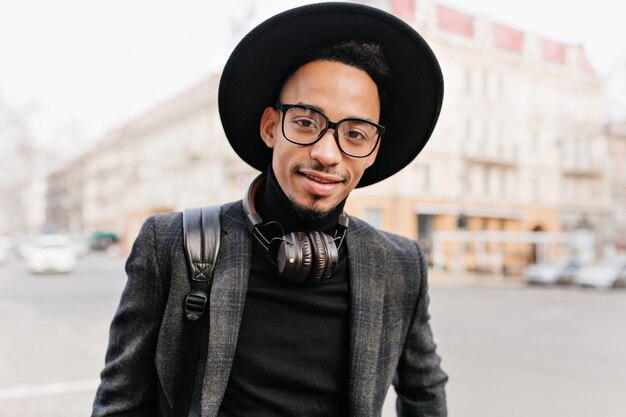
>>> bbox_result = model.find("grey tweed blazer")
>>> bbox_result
[92,201,447,417]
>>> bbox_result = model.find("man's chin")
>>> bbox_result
[290,199,334,221]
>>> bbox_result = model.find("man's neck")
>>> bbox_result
[255,167,346,236]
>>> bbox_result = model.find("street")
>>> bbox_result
[1,253,625,417]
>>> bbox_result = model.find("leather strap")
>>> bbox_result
[182,206,221,320]
[174,205,221,417]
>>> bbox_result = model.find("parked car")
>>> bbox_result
[0,236,16,263]
[72,236,91,257]
[89,230,118,250]
[574,258,626,289]
[24,235,77,274]
[524,259,586,285]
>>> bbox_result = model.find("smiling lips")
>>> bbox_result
[298,168,345,196]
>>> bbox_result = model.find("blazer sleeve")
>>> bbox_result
[92,216,167,416]
[393,241,448,417]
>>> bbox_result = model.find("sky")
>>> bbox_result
[1,0,624,155]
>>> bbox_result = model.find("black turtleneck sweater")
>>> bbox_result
[217,168,351,417]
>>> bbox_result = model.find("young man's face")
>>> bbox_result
[260,60,380,218]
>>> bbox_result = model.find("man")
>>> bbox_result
[93,3,447,417]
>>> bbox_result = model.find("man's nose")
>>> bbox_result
[309,129,342,166]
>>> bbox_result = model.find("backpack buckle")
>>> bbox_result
[184,291,208,321]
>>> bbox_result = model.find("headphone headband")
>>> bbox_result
[243,173,265,234]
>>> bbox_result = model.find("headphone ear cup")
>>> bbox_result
[295,232,313,282]
[309,231,339,282]
[308,231,327,282]
[276,232,312,282]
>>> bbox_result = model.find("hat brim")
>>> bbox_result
[218,2,443,187]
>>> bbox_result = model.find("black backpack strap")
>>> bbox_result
[182,206,221,321]
[174,205,221,417]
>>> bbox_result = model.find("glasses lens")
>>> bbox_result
[337,120,380,157]
[283,106,327,144]
[280,104,381,157]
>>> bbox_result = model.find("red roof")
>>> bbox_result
[541,38,566,64]
[575,45,596,76]
[493,23,524,52]
[391,0,415,20]
[434,3,596,76]
[436,4,474,37]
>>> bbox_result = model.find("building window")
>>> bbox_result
[531,129,539,153]
[461,166,472,193]
[465,118,473,141]
[465,67,472,96]
[532,176,541,200]
[591,179,602,199]
[364,207,383,229]
[482,67,489,98]
[417,214,434,240]
[500,169,507,196]
[423,165,431,190]
[483,166,491,196]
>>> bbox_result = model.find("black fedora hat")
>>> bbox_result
[218,2,443,187]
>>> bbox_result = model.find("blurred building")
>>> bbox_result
[348,0,608,273]
[606,121,626,253]
[46,76,255,251]
[46,0,615,272]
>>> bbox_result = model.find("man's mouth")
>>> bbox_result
[296,168,346,197]
[298,169,345,184]
[302,173,340,184]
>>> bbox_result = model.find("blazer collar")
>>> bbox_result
[346,219,387,416]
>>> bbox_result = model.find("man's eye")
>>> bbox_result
[347,130,366,140]
[294,118,317,129]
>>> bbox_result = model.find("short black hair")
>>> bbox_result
[279,40,392,111]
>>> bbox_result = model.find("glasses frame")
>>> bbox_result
[275,102,385,158]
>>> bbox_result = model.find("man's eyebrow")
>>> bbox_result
[294,101,376,123]
[295,102,326,114]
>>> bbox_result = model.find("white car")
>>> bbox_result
[524,259,585,285]
[0,245,7,264]
[0,236,16,263]
[574,258,626,289]
[25,235,77,274]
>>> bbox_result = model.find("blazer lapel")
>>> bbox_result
[155,216,189,411]
[200,204,251,417]
[346,224,387,416]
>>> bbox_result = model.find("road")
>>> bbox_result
[1,253,625,417]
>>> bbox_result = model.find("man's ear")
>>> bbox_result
[260,107,279,148]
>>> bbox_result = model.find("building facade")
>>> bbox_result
[48,76,255,251]
[605,122,626,254]
[47,0,616,273]
[349,0,608,273]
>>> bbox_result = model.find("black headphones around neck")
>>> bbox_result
[243,173,349,283]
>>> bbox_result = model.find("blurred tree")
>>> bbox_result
[0,97,55,234]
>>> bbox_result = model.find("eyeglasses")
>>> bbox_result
[275,103,385,158]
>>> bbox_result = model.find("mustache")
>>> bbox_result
[293,162,349,181]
